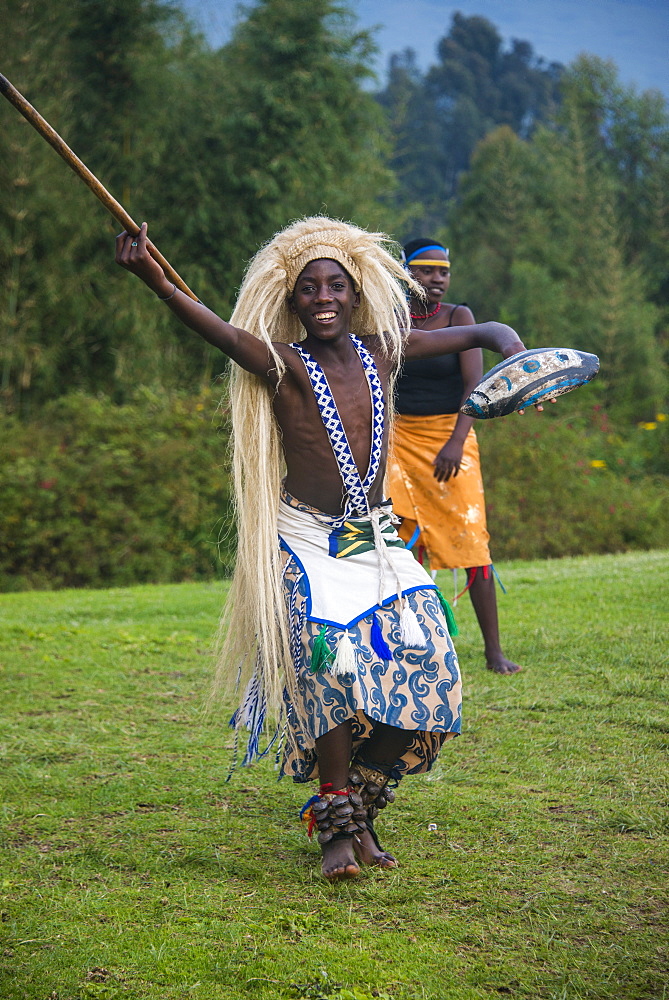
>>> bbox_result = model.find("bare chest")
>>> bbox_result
[276,353,389,480]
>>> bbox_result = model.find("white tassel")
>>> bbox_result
[330,631,357,676]
[400,601,427,649]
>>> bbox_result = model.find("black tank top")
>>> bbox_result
[395,305,465,416]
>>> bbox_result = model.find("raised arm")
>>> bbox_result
[405,321,525,361]
[115,224,278,383]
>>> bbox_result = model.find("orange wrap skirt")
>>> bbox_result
[388,413,491,571]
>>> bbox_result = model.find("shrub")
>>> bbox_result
[478,404,669,561]
[0,389,233,591]
[1,394,667,591]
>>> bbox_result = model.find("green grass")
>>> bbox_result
[1,551,668,1000]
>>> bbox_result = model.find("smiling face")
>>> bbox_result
[408,247,451,306]
[289,258,360,342]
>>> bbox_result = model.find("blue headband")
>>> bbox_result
[405,244,448,264]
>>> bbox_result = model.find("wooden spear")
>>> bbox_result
[0,72,199,301]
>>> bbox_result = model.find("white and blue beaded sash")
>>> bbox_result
[291,334,385,523]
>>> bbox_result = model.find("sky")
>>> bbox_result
[179,0,669,99]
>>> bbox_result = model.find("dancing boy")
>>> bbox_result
[116,217,526,880]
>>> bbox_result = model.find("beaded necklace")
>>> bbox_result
[410,302,441,321]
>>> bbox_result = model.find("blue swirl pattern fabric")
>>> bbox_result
[280,542,462,784]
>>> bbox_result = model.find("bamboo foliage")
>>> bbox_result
[0,0,394,414]
[448,63,667,420]
[1,2,666,421]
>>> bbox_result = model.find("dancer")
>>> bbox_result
[388,239,521,674]
[116,218,526,880]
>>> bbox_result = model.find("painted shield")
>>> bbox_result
[461,348,600,419]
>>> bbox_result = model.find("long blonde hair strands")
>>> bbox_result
[212,217,423,754]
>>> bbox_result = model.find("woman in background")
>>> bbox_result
[388,238,521,675]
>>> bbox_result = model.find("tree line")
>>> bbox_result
[2,0,667,421]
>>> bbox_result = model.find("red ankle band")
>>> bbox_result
[319,783,349,797]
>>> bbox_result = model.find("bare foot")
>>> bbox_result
[486,654,522,675]
[320,836,361,881]
[353,827,398,869]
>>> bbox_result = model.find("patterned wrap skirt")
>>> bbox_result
[278,490,462,783]
[387,412,492,571]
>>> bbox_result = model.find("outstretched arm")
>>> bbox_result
[115,224,279,383]
[405,321,525,361]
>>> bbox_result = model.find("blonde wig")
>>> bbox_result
[212,216,424,756]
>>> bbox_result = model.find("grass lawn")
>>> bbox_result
[0,550,667,1000]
